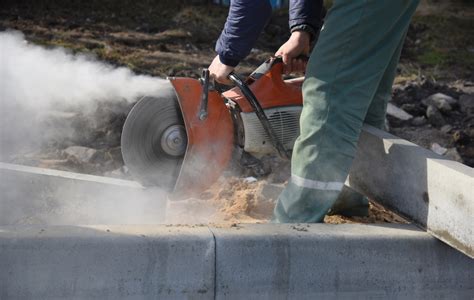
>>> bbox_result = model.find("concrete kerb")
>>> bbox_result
[0,225,215,299]
[210,224,474,299]
[1,224,473,299]
[349,125,474,258]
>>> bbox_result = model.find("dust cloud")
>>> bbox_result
[0,31,181,225]
[0,30,168,159]
[0,31,163,109]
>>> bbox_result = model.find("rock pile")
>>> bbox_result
[10,99,134,177]
[387,80,473,166]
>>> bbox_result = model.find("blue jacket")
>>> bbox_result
[216,0,324,67]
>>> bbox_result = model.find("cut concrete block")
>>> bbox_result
[0,225,215,299]
[350,126,474,258]
[0,162,167,225]
[211,224,474,299]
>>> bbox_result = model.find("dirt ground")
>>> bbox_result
[1,1,472,224]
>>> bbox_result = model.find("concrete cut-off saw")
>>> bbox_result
[121,57,304,198]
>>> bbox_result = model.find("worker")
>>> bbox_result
[208,0,420,223]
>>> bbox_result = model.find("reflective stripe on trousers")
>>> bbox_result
[291,174,344,192]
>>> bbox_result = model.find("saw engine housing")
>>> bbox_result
[238,105,302,155]
[222,58,304,157]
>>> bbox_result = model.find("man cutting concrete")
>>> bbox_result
[208,0,420,223]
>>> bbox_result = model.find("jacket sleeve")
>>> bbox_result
[215,0,272,67]
[288,0,324,39]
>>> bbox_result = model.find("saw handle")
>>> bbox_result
[198,69,210,120]
[248,55,309,83]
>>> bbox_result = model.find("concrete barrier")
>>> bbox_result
[349,126,474,258]
[1,224,472,299]
[211,224,474,299]
[0,225,215,299]
[0,162,167,225]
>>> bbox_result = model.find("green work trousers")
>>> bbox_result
[273,0,419,223]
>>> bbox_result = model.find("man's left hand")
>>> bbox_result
[208,55,234,85]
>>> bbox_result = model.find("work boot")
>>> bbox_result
[328,186,369,217]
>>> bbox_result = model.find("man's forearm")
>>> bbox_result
[289,0,324,41]
[215,0,272,67]
[214,0,324,68]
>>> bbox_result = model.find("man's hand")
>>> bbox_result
[208,55,234,85]
[275,31,311,74]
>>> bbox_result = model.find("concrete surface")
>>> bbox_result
[0,225,215,299]
[0,162,168,225]
[1,224,472,299]
[212,224,474,300]
[349,125,474,258]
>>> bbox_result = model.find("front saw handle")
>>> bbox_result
[198,69,210,121]
[228,72,290,160]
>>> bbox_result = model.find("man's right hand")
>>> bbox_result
[208,55,234,85]
[275,31,311,74]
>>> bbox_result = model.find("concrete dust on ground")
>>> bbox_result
[165,176,409,225]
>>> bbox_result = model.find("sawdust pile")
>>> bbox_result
[324,201,408,224]
[165,178,272,224]
[205,178,275,223]
[166,177,408,225]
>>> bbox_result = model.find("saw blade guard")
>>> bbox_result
[169,77,234,198]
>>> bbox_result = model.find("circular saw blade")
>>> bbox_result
[121,86,186,191]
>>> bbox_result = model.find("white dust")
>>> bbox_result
[0,31,178,224]
[0,30,165,110]
[0,30,169,159]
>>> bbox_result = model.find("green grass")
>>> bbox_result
[405,14,473,80]
[417,49,448,66]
